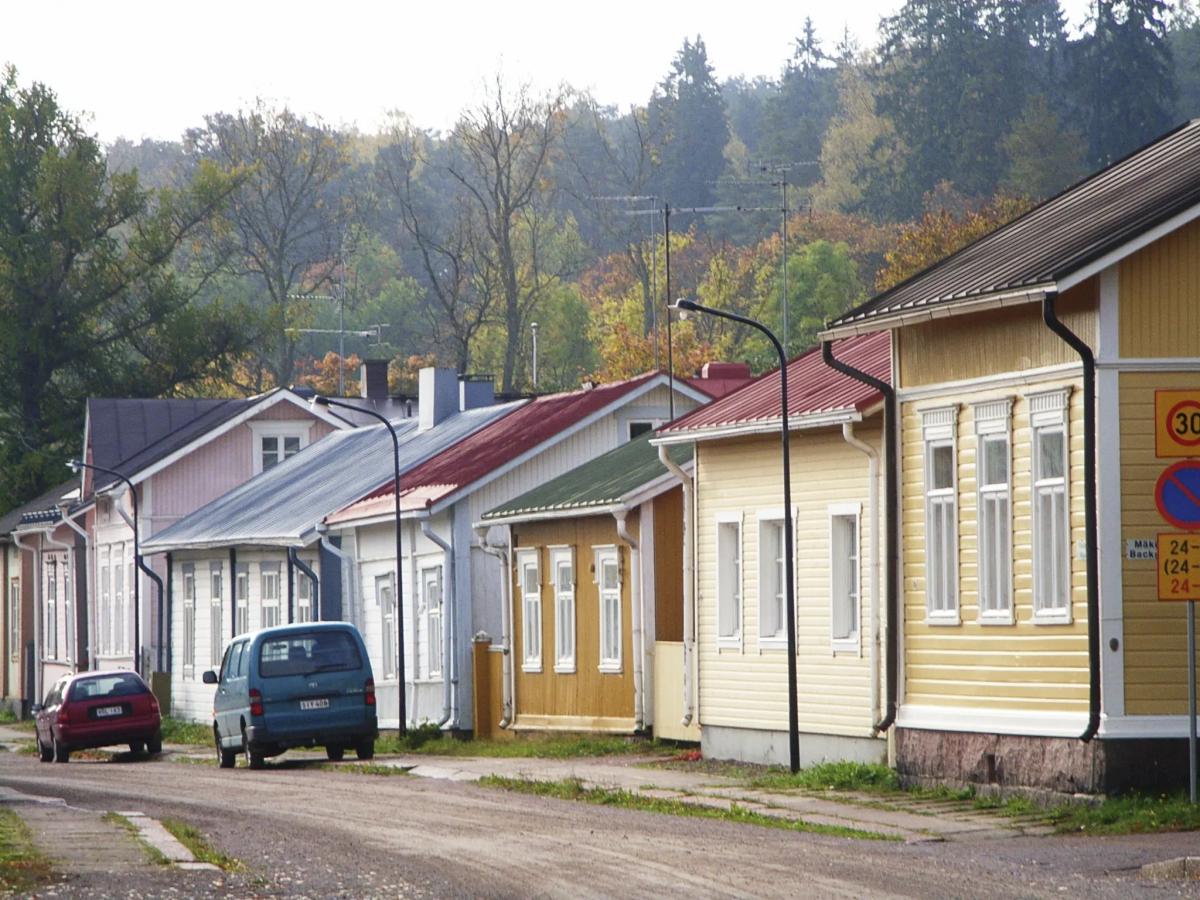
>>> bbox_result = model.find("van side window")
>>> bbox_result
[235,642,249,679]
[222,642,243,680]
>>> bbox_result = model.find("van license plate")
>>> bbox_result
[300,698,329,710]
[95,706,123,717]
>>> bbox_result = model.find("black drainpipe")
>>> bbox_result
[822,339,899,733]
[286,552,295,623]
[229,548,237,639]
[289,549,319,622]
[1041,291,1101,743]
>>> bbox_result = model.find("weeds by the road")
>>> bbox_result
[0,708,18,724]
[480,775,897,841]
[377,725,669,759]
[161,818,244,871]
[102,813,170,866]
[159,717,212,746]
[746,762,902,793]
[0,807,54,892]
[318,762,411,776]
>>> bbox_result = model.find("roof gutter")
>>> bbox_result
[653,409,864,446]
[1041,290,1101,743]
[821,340,898,734]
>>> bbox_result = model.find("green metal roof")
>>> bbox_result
[481,434,693,522]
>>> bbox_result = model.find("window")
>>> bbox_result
[377,574,397,679]
[221,641,245,681]
[518,550,541,672]
[114,546,126,655]
[182,565,196,674]
[830,508,860,647]
[44,558,57,659]
[296,567,313,624]
[62,565,73,663]
[758,514,788,644]
[422,566,443,678]
[550,548,575,672]
[251,422,311,474]
[261,564,281,629]
[258,631,362,678]
[716,515,742,645]
[975,400,1013,623]
[8,577,18,662]
[1031,390,1071,622]
[597,548,622,672]
[923,407,958,623]
[210,563,224,668]
[235,564,249,635]
[99,547,111,655]
[628,421,656,440]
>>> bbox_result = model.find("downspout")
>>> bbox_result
[421,516,456,728]
[841,423,881,730]
[822,340,898,733]
[409,523,420,729]
[614,510,646,732]
[317,529,357,626]
[57,508,93,671]
[166,554,174,674]
[229,549,237,640]
[286,553,295,623]
[1041,290,1101,743]
[13,533,40,703]
[474,525,512,727]
[657,444,695,726]
[289,549,320,623]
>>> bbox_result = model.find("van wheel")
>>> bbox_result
[242,727,264,770]
[325,745,344,762]
[52,735,69,763]
[215,729,236,768]
[356,740,375,761]
[36,734,52,763]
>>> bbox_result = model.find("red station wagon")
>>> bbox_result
[34,671,163,763]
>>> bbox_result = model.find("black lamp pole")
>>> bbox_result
[312,397,407,736]
[671,299,800,774]
[70,459,143,678]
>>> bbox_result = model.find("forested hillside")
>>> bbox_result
[2,0,1197,509]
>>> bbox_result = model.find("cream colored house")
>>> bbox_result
[653,333,891,766]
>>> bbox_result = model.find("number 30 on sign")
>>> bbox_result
[1155,390,1200,457]
[1158,534,1200,600]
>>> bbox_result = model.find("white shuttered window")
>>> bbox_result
[923,408,959,623]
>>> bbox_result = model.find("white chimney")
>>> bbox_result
[419,367,459,431]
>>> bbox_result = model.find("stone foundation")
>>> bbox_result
[896,727,1195,795]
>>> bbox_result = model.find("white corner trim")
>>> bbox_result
[1096,366,1124,718]
[1097,266,1119,363]
[896,704,1088,738]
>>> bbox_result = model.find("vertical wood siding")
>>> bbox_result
[1119,218,1200,358]
[653,488,685,643]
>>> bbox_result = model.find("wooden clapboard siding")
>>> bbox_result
[694,425,879,736]
[1119,218,1200,358]
[896,279,1096,389]
[511,516,634,722]
[901,379,1089,714]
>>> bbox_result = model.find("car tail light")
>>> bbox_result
[56,706,70,726]
[249,688,263,717]
[148,694,160,716]
[364,678,375,707]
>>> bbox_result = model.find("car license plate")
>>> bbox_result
[95,706,123,717]
[300,698,329,710]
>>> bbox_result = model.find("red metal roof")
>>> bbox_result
[659,333,891,436]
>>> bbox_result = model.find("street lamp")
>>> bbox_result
[68,459,146,677]
[670,298,800,774]
[311,396,407,736]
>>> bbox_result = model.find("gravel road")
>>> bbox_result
[1,752,1198,898]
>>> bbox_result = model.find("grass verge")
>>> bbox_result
[317,762,411,777]
[376,725,670,759]
[102,812,170,866]
[479,775,897,841]
[0,807,54,892]
[159,717,213,746]
[1026,794,1200,835]
[160,818,244,871]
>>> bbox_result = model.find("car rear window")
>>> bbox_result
[69,673,147,701]
[258,631,363,678]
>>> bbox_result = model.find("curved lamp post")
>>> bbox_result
[670,298,800,774]
[311,397,407,736]
[68,459,144,677]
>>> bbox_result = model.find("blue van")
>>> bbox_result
[203,622,377,769]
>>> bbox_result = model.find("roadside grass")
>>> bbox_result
[1044,794,1200,835]
[745,762,902,794]
[102,813,170,866]
[376,725,670,759]
[171,754,216,767]
[12,740,38,756]
[479,775,896,841]
[0,708,19,724]
[317,762,410,777]
[159,717,212,746]
[160,818,244,871]
[0,807,54,892]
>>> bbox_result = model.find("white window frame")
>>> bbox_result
[923,406,960,625]
[594,546,622,674]
[756,508,792,649]
[422,565,443,679]
[829,502,862,652]
[182,564,196,676]
[250,421,313,475]
[114,544,126,655]
[550,546,576,673]
[1030,389,1072,625]
[517,549,541,672]
[715,512,743,649]
[377,573,397,680]
[210,563,224,668]
[44,558,57,660]
[295,563,314,624]
[62,562,73,664]
[260,563,281,629]
[235,564,250,635]
[8,576,18,662]
[99,547,111,655]
[975,400,1014,625]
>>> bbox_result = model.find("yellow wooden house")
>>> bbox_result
[820,121,1200,794]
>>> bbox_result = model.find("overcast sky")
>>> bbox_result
[4,0,1095,143]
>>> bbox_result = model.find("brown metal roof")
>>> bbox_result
[826,120,1200,334]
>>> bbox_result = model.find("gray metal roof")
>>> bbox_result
[0,480,80,540]
[142,400,524,552]
[826,120,1200,334]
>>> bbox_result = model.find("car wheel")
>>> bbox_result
[215,728,236,769]
[36,734,52,763]
[52,734,69,763]
[325,744,345,762]
[129,741,146,754]
[356,740,375,761]
[146,736,162,755]
[242,727,264,770]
